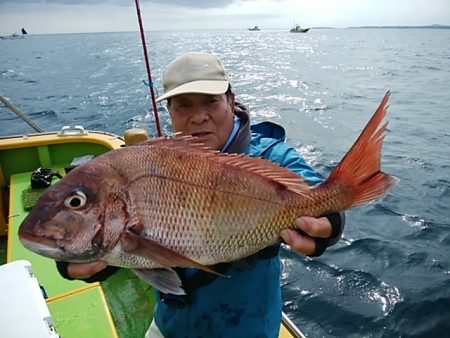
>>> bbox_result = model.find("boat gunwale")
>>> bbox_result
[0,130,125,150]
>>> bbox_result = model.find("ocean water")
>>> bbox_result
[1,28,450,337]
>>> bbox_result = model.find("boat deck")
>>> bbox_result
[7,170,118,337]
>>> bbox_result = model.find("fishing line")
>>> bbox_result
[134,0,163,137]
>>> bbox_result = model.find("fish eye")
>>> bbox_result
[64,190,87,209]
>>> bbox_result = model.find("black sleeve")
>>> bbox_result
[309,211,346,257]
[55,261,120,283]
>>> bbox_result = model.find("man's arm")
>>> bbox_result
[56,261,119,281]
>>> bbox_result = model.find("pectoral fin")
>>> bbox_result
[121,230,221,276]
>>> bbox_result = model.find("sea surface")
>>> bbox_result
[1,28,450,337]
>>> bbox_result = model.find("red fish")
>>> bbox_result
[19,92,398,294]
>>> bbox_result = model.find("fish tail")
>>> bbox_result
[325,91,399,208]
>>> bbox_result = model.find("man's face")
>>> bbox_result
[169,93,235,150]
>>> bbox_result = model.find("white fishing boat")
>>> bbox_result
[0,28,28,40]
[248,25,261,31]
[290,24,310,33]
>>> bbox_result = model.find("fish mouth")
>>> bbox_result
[19,234,64,258]
[19,231,58,248]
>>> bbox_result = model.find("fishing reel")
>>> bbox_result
[30,168,62,189]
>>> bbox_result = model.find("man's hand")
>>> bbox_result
[66,261,108,279]
[280,216,333,256]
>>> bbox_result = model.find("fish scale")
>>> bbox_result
[110,145,292,260]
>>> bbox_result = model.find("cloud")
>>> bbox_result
[0,0,260,34]
[146,0,232,8]
[0,0,236,7]
[2,0,449,35]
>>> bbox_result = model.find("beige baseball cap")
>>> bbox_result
[156,52,230,102]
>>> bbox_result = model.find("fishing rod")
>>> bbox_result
[0,95,45,133]
[134,0,163,137]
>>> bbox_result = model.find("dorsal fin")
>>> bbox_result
[136,134,313,195]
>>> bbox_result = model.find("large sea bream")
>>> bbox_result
[19,92,398,294]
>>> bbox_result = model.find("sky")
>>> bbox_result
[1,0,449,35]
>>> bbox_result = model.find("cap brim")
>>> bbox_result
[156,80,229,102]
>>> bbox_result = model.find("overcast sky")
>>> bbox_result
[1,0,449,35]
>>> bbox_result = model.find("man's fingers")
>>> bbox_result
[294,216,333,238]
[280,229,316,256]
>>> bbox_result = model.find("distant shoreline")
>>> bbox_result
[316,24,450,29]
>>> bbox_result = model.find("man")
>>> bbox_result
[57,52,344,337]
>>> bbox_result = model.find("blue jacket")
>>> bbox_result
[153,119,321,338]
[248,121,321,185]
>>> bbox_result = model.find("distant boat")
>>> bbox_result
[0,28,28,40]
[290,24,310,33]
[0,33,23,40]
[248,25,260,31]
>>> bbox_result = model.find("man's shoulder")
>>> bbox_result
[248,121,321,184]
[248,121,289,158]
[250,121,286,141]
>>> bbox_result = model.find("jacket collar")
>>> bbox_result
[223,102,251,154]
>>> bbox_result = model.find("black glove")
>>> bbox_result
[308,211,345,257]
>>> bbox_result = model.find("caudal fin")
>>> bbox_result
[326,91,399,208]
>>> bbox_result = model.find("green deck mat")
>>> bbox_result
[101,269,154,338]
[22,187,46,210]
